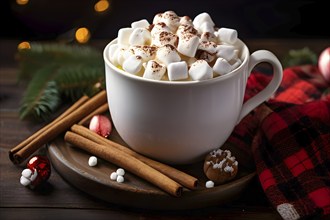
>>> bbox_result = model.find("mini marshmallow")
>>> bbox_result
[156,44,181,66]
[213,57,233,75]
[143,60,166,80]
[216,44,236,61]
[180,16,193,25]
[200,32,217,43]
[176,24,198,37]
[132,45,157,62]
[196,50,216,63]
[20,176,31,186]
[116,175,125,183]
[110,172,118,180]
[131,19,150,29]
[205,180,215,188]
[198,41,217,54]
[22,168,32,178]
[129,28,151,46]
[152,13,163,24]
[158,11,180,32]
[108,43,119,66]
[122,55,143,74]
[189,60,213,81]
[150,22,171,36]
[230,58,242,70]
[167,61,188,81]
[118,28,134,45]
[193,12,215,32]
[116,168,125,176]
[20,168,38,186]
[152,31,178,47]
[217,28,238,44]
[88,156,98,167]
[199,22,214,33]
[116,47,129,66]
[177,34,199,57]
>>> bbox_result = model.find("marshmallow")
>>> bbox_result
[158,11,180,32]
[156,44,181,66]
[196,50,216,63]
[21,168,32,178]
[116,175,125,183]
[189,60,213,81]
[198,41,218,54]
[153,13,163,24]
[217,28,238,44]
[152,31,178,47]
[88,156,98,167]
[132,45,157,62]
[177,34,199,57]
[131,19,150,29]
[216,44,236,61]
[117,47,129,66]
[118,28,133,45]
[116,168,125,176]
[167,61,188,81]
[20,176,31,186]
[200,32,217,43]
[151,22,171,36]
[205,180,215,188]
[109,44,119,66]
[199,22,214,33]
[129,28,151,46]
[176,24,198,37]
[143,60,166,80]
[110,172,118,180]
[193,12,215,33]
[213,57,233,75]
[180,16,193,26]
[122,55,143,74]
[230,58,242,70]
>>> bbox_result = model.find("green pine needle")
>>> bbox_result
[17,42,105,121]
[55,64,105,101]
[19,64,62,121]
[282,47,317,68]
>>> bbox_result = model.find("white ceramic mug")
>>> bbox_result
[104,38,283,165]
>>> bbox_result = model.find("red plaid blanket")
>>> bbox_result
[228,65,330,220]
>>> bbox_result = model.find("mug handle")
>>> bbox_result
[237,50,283,123]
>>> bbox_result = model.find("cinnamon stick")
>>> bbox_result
[78,103,109,126]
[64,131,183,197]
[9,95,89,159]
[71,124,198,190]
[9,90,107,164]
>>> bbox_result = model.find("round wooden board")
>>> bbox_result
[47,130,256,210]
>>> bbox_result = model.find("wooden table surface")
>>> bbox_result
[1,39,329,220]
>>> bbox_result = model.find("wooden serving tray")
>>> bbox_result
[47,129,256,210]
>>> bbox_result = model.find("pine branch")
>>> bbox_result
[17,42,105,121]
[55,64,105,101]
[17,42,103,80]
[19,64,62,121]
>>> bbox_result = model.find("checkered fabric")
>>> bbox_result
[228,65,330,220]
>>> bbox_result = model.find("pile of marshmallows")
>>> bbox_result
[108,11,242,81]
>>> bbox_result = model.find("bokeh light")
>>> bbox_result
[75,27,91,43]
[17,41,31,50]
[16,0,29,5]
[94,0,110,13]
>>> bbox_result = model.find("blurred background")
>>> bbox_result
[1,0,329,43]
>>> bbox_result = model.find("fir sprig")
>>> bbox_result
[17,42,105,121]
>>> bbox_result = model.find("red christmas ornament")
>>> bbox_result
[20,155,51,188]
[89,115,112,138]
